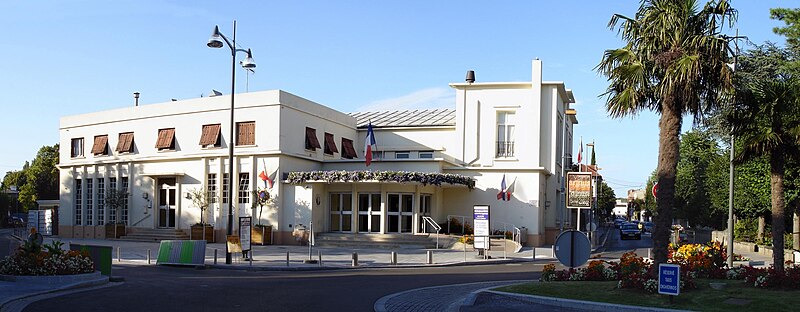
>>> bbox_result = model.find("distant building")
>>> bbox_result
[57,59,577,246]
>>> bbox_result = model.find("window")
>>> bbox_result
[109,178,117,224]
[116,132,134,153]
[341,138,357,159]
[305,127,321,151]
[155,128,175,150]
[86,178,93,226]
[71,138,84,158]
[419,151,434,159]
[496,111,516,157]
[207,173,218,204]
[91,135,109,156]
[199,124,221,147]
[324,132,338,155]
[75,179,82,225]
[236,121,255,146]
[238,173,250,204]
[97,179,105,225]
[395,151,410,159]
[222,173,229,204]
[121,177,129,225]
[556,114,564,165]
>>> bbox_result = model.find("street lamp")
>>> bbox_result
[207,20,256,265]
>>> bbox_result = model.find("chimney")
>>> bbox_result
[134,92,140,107]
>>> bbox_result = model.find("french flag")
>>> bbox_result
[497,174,511,201]
[365,122,376,166]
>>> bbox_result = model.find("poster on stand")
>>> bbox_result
[567,173,592,209]
[239,217,252,252]
[473,205,490,250]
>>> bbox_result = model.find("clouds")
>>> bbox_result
[356,87,454,112]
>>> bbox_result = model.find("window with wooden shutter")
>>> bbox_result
[71,138,84,158]
[305,127,321,150]
[199,124,221,147]
[324,132,338,155]
[92,135,109,155]
[116,132,134,153]
[236,121,255,146]
[341,138,357,159]
[155,128,175,150]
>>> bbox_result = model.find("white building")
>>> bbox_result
[57,59,577,246]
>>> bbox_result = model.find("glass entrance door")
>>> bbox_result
[158,178,177,228]
[419,194,432,233]
[329,193,352,232]
[358,193,381,233]
[388,193,414,233]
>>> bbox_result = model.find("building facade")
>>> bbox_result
[57,59,577,246]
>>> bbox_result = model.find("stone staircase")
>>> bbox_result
[313,233,457,249]
[117,228,189,242]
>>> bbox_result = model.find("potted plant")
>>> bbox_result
[104,188,128,238]
[188,188,215,242]
[251,188,273,245]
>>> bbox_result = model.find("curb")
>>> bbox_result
[0,275,110,311]
[592,227,612,253]
[476,289,692,312]
[206,257,545,272]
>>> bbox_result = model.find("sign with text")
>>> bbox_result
[473,205,490,249]
[239,217,252,252]
[567,173,592,208]
[658,263,680,296]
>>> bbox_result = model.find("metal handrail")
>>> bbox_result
[421,216,441,249]
[131,214,152,227]
[446,215,471,234]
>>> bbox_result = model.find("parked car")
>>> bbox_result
[8,216,24,227]
[614,218,627,228]
[619,223,642,240]
[643,222,654,233]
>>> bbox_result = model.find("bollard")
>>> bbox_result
[214,249,218,265]
[286,251,290,267]
[147,249,151,264]
[464,238,467,262]
[352,252,359,267]
[427,250,433,264]
[647,248,651,259]
[117,247,121,262]
[391,251,397,265]
[532,247,536,260]
[318,251,322,267]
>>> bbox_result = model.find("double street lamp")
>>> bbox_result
[207,20,256,265]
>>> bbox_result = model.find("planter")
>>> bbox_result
[252,225,272,245]
[191,225,215,243]
[105,224,126,239]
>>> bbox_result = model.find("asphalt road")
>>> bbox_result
[25,262,548,312]
[593,226,654,261]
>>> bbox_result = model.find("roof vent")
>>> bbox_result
[465,70,475,84]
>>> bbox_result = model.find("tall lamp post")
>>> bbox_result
[207,20,256,265]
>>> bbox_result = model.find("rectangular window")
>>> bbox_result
[71,138,84,158]
[236,121,255,146]
[323,132,338,155]
[207,173,218,204]
[496,111,516,158]
[91,135,109,156]
[395,151,410,159]
[86,178,93,226]
[556,114,564,165]
[238,173,250,204]
[75,179,82,225]
[97,179,105,225]
[116,132,134,153]
[305,127,321,150]
[222,173,229,204]
[155,128,176,150]
[341,138,357,159]
[121,177,129,225]
[419,151,434,159]
[199,124,221,147]
[109,178,117,223]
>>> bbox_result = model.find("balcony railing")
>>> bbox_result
[496,141,515,158]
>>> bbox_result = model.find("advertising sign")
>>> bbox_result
[567,172,592,208]
[239,217,252,252]
[473,205,490,249]
[658,263,681,296]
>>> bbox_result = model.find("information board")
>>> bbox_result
[239,217,252,252]
[658,263,680,296]
[567,173,592,208]
[473,205,490,249]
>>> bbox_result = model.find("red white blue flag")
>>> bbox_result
[365,122,376,166]
[497,174,511,201]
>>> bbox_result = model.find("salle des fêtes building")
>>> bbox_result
[57,59,577,246]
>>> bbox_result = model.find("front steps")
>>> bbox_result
[313,232,457,249]
[117,228,189,242]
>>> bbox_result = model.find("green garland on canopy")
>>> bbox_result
[286,170,475,190]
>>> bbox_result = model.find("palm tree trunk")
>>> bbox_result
[770,152,786,274]
[653,99,682,265]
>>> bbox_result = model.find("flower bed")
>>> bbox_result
[287,170,476,189]
[0,241,94,276]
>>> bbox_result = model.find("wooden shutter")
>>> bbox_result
[199,124,221,146]
[237,122,255,146]
[116,132,134,153]
[155,128,175,149]
[91,135,108,155]
[324,132,338,154]
[341,138,356,159]
[305,127,321,150]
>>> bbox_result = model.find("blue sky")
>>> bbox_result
[0,1,791,196]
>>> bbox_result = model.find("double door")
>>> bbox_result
[158,178,177,228]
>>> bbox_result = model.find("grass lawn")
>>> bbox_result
[495,279,799,312]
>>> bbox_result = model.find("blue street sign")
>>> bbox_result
[658,264,680,296]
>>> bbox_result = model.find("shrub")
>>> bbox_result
[0,240,94,276]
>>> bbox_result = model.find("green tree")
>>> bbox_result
[596,0,736,265]
[18,145,59,209]
[596,181,616,219]
[674,129,726,228]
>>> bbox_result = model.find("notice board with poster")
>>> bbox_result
[567,172,592,209]
[239,217,252,252]
[473,205,490,250]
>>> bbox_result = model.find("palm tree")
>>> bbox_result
[733,76,800,274]
[596,0,736,265]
